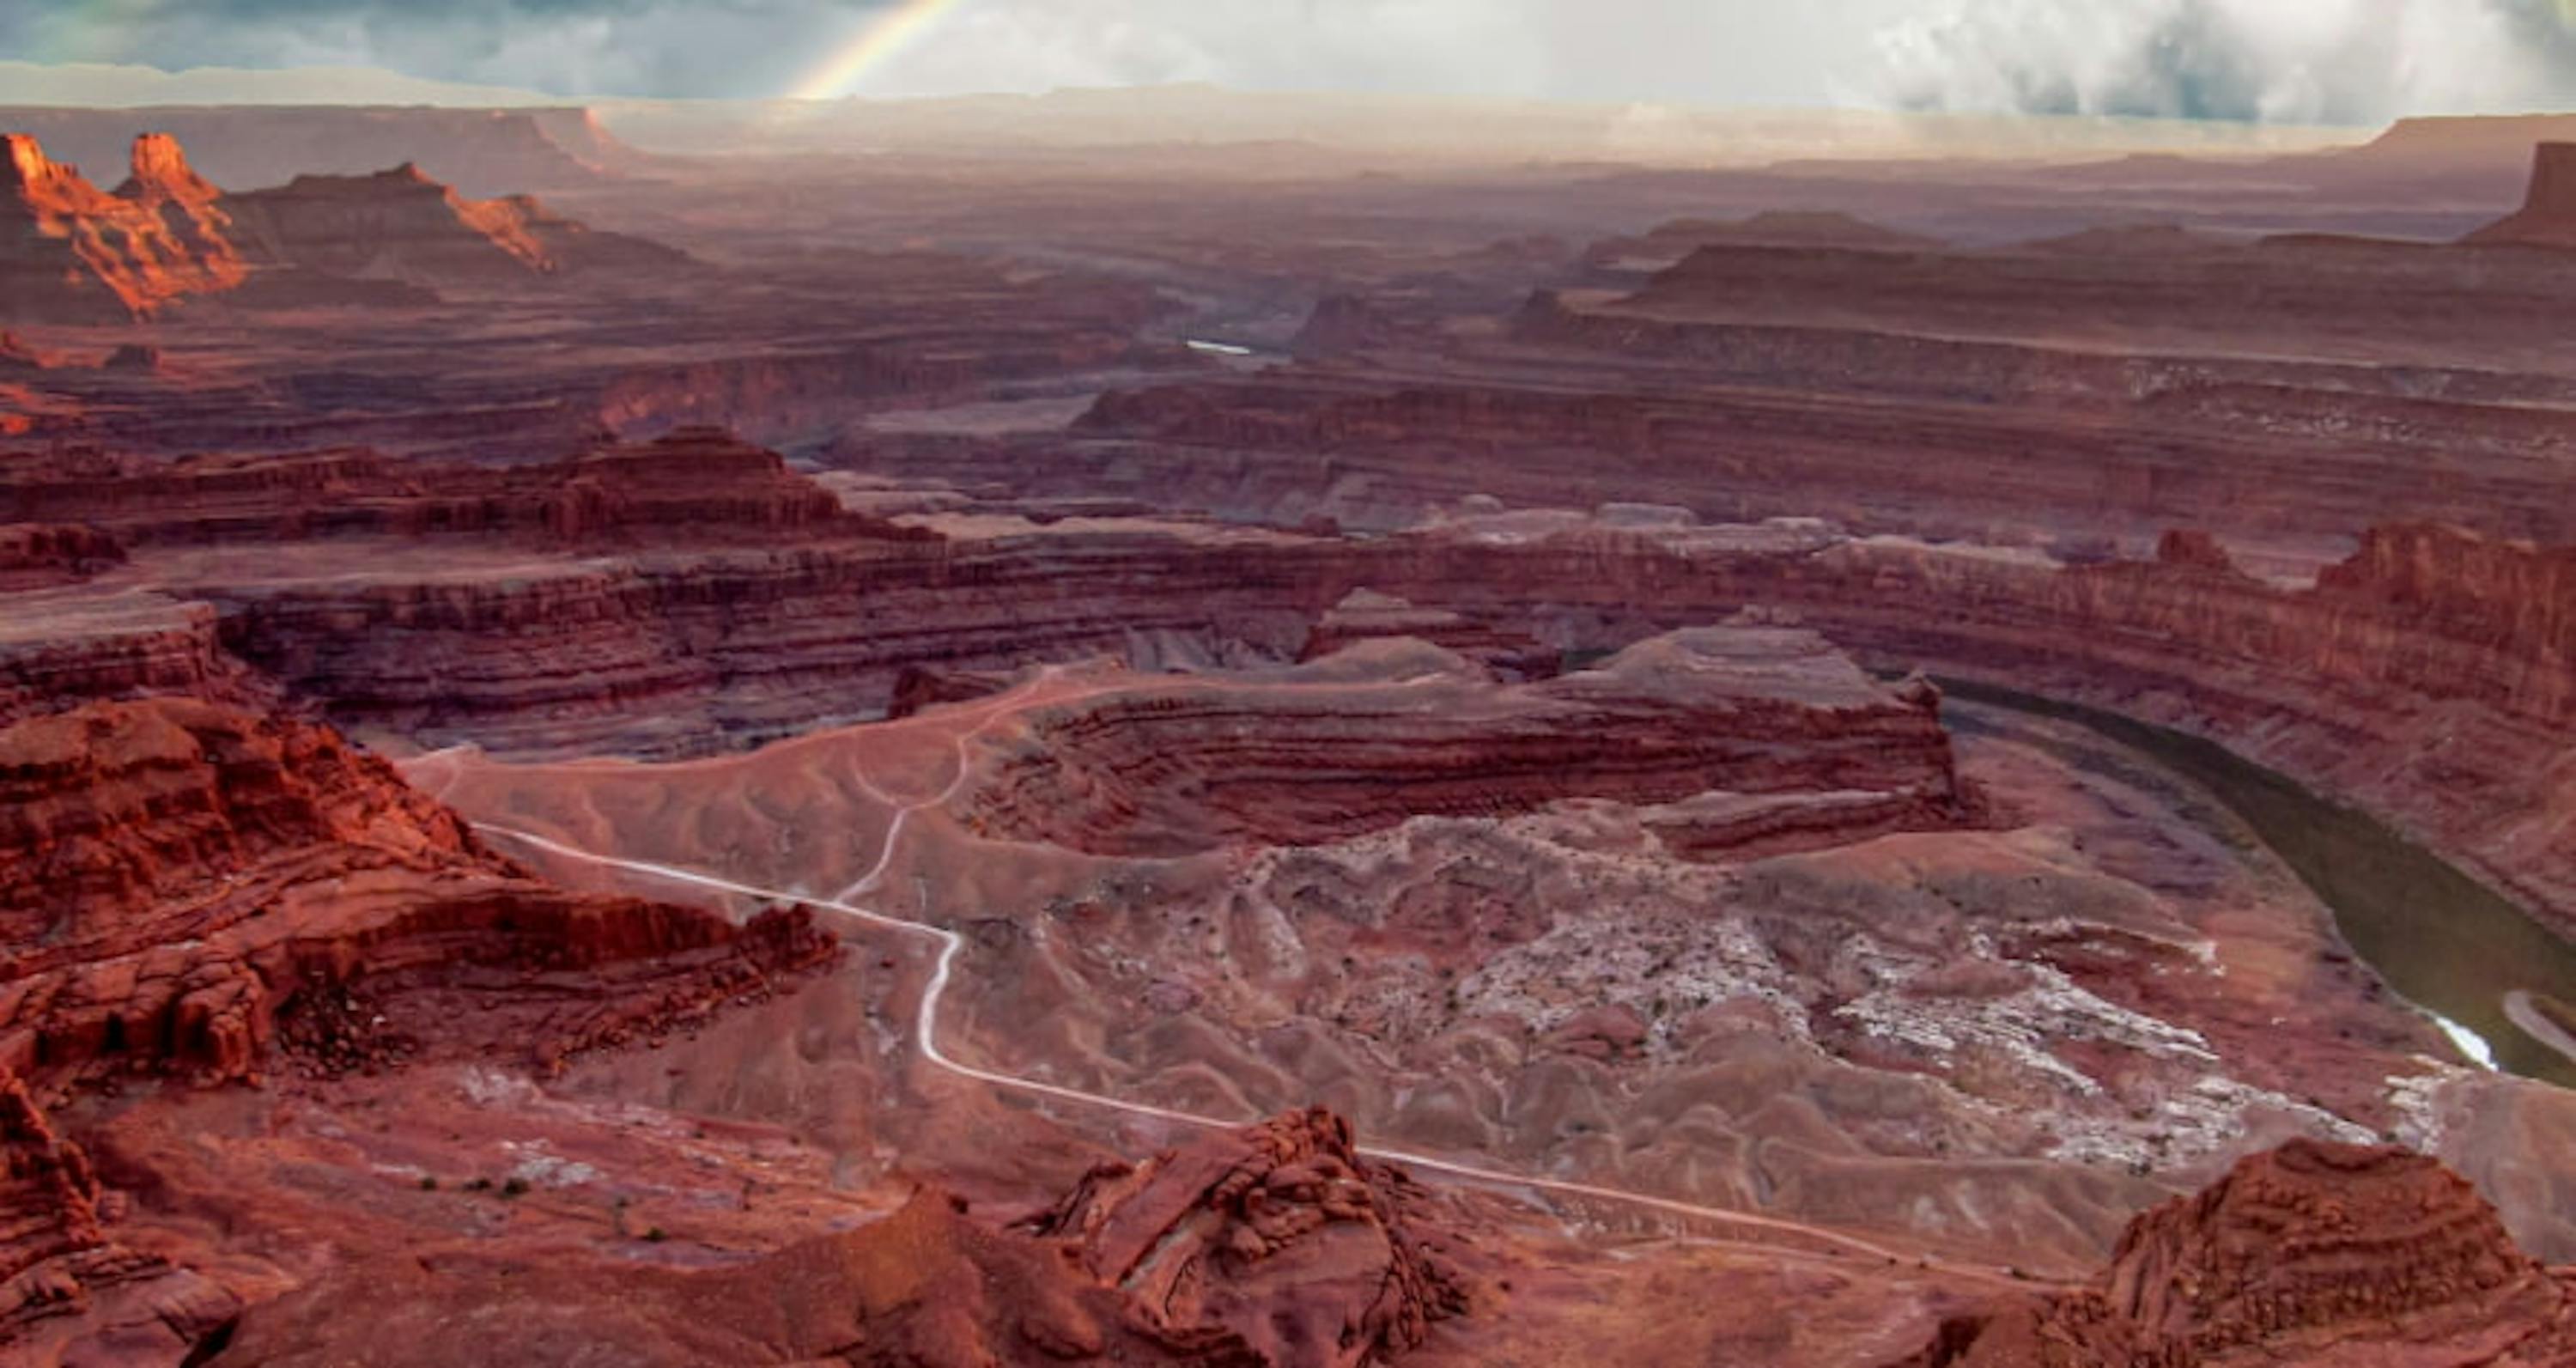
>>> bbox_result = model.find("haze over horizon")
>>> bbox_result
[9,0,2576,125]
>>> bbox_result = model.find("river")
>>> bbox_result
[1939,678,2576,1091]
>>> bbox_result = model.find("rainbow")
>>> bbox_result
[787,0,968,101]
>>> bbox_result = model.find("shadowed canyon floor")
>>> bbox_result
[4,101,2576,1365]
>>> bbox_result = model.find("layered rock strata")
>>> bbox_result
[4,449,2569,927]
[0,696,836,1088]
[1896,1140,2576,1366]
[0,1067,240,1367]
[2,134,245,323]
[1039,1106,1467,1367]
[2464,142,2576,250]
[0,428,920,549]
[1,131,683,321]
[221,161,690,283]
[1298,588,1558,679]
[957,629,1972,858]
[0,526,123,592]
[209,1109,1465,1367]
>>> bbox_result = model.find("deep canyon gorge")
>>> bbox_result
[5,85,2576,1366]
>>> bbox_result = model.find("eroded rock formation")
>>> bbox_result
[2465,143,2576,250]
[1299,589,1557,679]
[0,428,921,549]
[222,161,690,284]
[0,525,123,591]
[957,628,1973,858]
[1039,1107,1467,1367]
[0,1066,240,1367]
[1899,1140,2576,1366]
[1,131,685,321]
[208,1109,1465,1367]
[0,696,836,1088]
[2,133,246,323]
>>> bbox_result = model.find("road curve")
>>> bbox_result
[481,815,2059,1284]
[457,664,2066,1286]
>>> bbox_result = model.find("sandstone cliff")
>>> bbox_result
[2464,143,2576,250]
[0,1066,240,1367]
[2,134,246,323]
[0,429,920,550]
[0,595,272,731]
[1,131,688,321]
[6,443,2567,931]
[1896,1140,2576,1366]
[0,696,837,1088]
[221,161,689,284]
[0,525,123,591]
[957,628,1971,859]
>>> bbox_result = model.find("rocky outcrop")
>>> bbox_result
[114,133,239,286]
[1289,295,1448,360]
[1299,589,1557,679]
[99,344,160,374]
[525,427,901,544]
[1067,333,2576,544]
[6,446,2565,923]
[2464,143,2576,250]
[0,696,837,1087]
[211,1184,1240,1366]
[1584,210,1941,275]
[208,1109,1462,1367]
[0,595,270,730]
[201,526,1321,758]
[220,161,689,284]
[1039,1107,1467,1367]
[0,1066,240,1367]
[2312,523,2576,721]
[1741,523,2576,926]
[2,134,246,323]
[0,429,921,550]
[0,525,123,591]
[1897,1140,2576,1366]
[226,160,554,278]
[1620,230,2576,357]
[1,131,687,321]
[885,663,1018,720]
[957,629,1972,858]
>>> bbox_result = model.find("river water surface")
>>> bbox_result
[1941,679,2576,1091]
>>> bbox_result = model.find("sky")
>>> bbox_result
[9,0,2576,123]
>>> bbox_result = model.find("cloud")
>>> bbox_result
[3,0,1902,104]
[10,0,2575,117]
[1871,0,2576,125]
[3,0,896,100]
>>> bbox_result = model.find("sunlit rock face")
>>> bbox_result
[1,130,682,323]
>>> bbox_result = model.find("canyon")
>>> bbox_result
[0,89,2573,1367]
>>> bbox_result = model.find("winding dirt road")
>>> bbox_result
[459,670,2065,1288]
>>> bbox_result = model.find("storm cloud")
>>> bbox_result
[1874,0,2576,125]
[9,0,2576,118]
